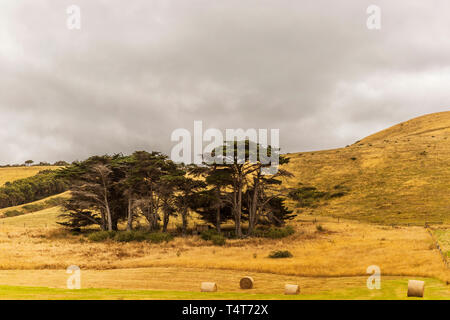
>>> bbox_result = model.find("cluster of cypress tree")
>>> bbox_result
[58,141,296,237]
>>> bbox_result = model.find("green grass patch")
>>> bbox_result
[0,277,448,300]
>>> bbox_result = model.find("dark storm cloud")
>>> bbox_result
[1,0,450,164]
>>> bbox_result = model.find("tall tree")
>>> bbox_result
[201,140,286,237]
[246,155,293,234]
[58,155,127,231]
[173,175,206,235]
[129,151,181,231]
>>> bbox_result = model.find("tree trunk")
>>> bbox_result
[148,211,159,231]
[112,219,119,231]
[162,210,169,233]
[236,179,243,238]
[248,179,259,235]
[100,209,107,231]
[181,207,188,236]
[105,201,113,231]
[126,197,133,231]
[215,207,221,233]
[235,212,242,238]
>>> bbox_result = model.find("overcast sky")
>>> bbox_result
[1,0,450,164]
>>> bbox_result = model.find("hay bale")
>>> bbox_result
[284,284,300,295]
[239,276,254,289]
[200,282,217,292]
[407,280,425,297]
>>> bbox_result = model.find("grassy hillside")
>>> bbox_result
[0,166,59,186]
[285,111,450,225]
[0,192,69,219]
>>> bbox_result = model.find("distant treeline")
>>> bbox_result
[0,170,69,208]
[0,161,69,168]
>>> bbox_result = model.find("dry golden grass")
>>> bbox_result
[284,111,450,225]
[0,166,59,186]
[0,210,448,283]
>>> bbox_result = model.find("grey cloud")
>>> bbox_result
[1,0,450,164]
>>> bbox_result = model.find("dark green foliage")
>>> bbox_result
[2,197,65,218]
[3,210,23,217]
[88,230,173,243]
[192,190,234,227]
[200,229,226,245]
[258,196,296,226]
[288,186,328,207]
[144,232,174,243]
[211,234,226,246]
[88,231,115,242]
[58,154,133,231]
[268,250,293,258]
[289,184,348,208]
[253,225,295,239]
[53,161,69,166]
[113,231,147,242]
[0,170,68,209]
[21,197,65,213]
[58,144,295,236]
[200,229,220,241]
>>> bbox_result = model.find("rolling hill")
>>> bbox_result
[1,113,450,226]
[285,111,450,225]
[0,166,59,186]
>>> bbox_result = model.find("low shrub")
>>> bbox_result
[4,197,66,218]
[21,203,46,212]
[268,250,293,259]
[3,210,24,217]
[316,224,325,232]
[88,231,115,242]
[289,184,349,208]
[146,232,173,243]
[211,234,226,246]
[114,231,144,242]
[200,229,226,245]
[200,229,219,241]
[89,230,173,243]
[253,225,295,239]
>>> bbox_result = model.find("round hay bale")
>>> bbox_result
[200,282,217,292]
[407,280,425,297]
[284,284,300,295]
[239,276,254,289]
